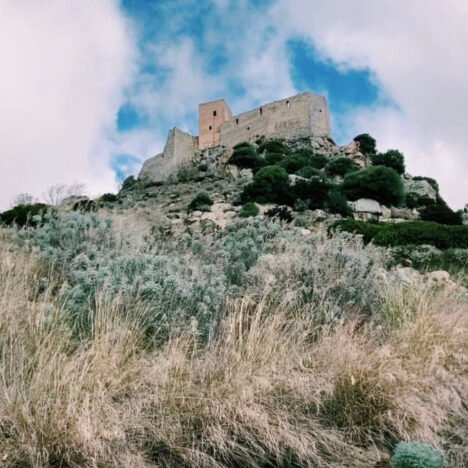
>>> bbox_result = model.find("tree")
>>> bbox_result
[11,193,36,207]
[371,149,406,174]
[325,157,359,177]
[241,165,291,205]
[353,133,377,156]
[342,166,405,206]
[42,183,85,206]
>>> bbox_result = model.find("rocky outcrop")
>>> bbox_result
[350,198,381,221]
[404,177,437,202]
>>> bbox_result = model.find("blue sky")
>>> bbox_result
[0,0,466,209]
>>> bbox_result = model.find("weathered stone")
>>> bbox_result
[404,178,437,202]
[463,204,468,225]
[288,174,308,185]
[380,205,392,220]
[353,212,379,222]
[352,198,382,214]
[311,209,328,222]
[391,206,419,220]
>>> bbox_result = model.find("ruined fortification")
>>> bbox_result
[140,92,332,183]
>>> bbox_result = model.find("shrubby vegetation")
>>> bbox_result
[325,157,359,177]
[239,201,259,218]
[0,209,465,466]
[0,203,49,227]
[334,219,468,249]
[342,166,405,206]
[353,133,376,155]
[188,191,213,212]
[371,149,406,174]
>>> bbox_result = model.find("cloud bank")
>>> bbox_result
[0,0,134,209]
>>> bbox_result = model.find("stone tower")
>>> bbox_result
[198,99,232,150]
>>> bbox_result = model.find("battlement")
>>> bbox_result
[199,92,331,150]
[139,92,332,183]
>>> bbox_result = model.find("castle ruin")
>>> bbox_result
[139,92,332,183]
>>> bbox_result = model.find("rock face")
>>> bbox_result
[390,206,419,220]
[404,178,437,202]
[463,204,468,225]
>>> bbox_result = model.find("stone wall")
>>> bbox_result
[219,93,330,149]
[139,128,196,183]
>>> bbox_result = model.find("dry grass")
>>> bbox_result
[0,239,466,467]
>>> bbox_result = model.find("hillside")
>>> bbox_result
[0,133,467,467]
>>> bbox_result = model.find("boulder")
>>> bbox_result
[463,204,468,225]
[391,206,419,220]
[311,209,328,222]
[404,178,437,202]
[352,198,382,215]
[288,174,308,185]
[381,205,392,220]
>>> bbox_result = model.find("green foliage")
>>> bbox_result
[100,193,118,202]
[353,133,376,155]
[294,166,321,178]
[257,139,289,155]
[307,153,329,170]
[0,203,49,227]
[326,189,352,216]
[188,192,213,212]
[264,206,293,223]
[121,175,138,191]
[371,149,406,175]
[279,153,312,173]
[239,202,259,218]
[292,177,330,210]
[391,442,444,468]
[342,166,405,206]
[325,157,359,177]
[335,219,468,249]
[419,200,462,225]
[333,219,382,244]
[229,143,262,170]
[72,200,97,212]
[241,165,292,205]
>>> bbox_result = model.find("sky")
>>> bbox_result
[0,0,467,209]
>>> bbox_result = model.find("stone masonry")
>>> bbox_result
[139,92,332,183]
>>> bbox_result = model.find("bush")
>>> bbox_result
[0,203,49,227]
[264,152,286,165]
[292,177,330,210]
[72,200,97,212]
[280,151,328,173]
[353,133,376,155]
[264,206,293,223]
[295,166,322,178]
[335,220,468,249]
[371,149,406,174]
[391,442,444,468]
[333,219,383,244]
[100,193,118,203]
[188,192,213,212]
[229,143,262,170]
[241,166,292,205]
[239,202,259,218]
[342,166,405,206]
[325,157,359,177]
[326,189,352,216]
[419,200,462,225]
[121,175,138,191]
[257,139,289,156]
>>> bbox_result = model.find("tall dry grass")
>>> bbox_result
[0,238,466,467]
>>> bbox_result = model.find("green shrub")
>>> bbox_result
[326,189,352,216]
[188,192,214,212]
[342,166,405,206]
[325,157,359,177]
[280,151,328,173]
[121,175,138,191]
[353,133,376,155]
[100,193,118,202]
[257,139,289,155]
[264,206,293,223]
[419,200,462,225]
[264,152,286,165]
[295,166,321,178]
[391,442,444,468]
[335,220,468,249]
[72,200,97,212]
[307,153,329,170]
[0,203,49,227]
[332,219,382,244]
[371,149,406,174]
[241,165,292,205]
[239,202,259,218]
[293,177,330,210]
[229,143,262,170]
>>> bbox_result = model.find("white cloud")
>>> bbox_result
[0,0,135,209]
[273,0,468,208]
